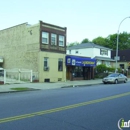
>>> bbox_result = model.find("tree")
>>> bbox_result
[81,38,90,43]
[107,32,130,50]
[67,41,79,47]
[92,36,108,46]
[92,32,130,50]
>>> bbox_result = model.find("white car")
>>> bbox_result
[102,73,127,84]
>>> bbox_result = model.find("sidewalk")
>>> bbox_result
[0,78,130,93]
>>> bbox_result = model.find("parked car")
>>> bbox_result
[102,73,127,84]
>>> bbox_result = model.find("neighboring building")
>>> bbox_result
[0,21,67,82]
[67,43,115,67]
[111,49,130,70]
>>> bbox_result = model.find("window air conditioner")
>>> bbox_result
[44,66,49,71]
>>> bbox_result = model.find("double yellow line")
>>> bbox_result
[1,92,130,124]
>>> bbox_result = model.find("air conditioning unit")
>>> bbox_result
[44,66,49,71]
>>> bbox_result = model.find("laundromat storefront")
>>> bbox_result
[66,55,96,80]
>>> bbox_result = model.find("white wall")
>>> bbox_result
[93,48,111,58]
[66,48,94,57]
[67,48,111,58]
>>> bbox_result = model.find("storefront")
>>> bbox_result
[66,55,96,80]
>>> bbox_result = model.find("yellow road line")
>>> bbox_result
[0,92,130,124]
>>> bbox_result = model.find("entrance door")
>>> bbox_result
[66,66,71,80]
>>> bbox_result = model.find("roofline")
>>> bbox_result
[67,46,112,50]
[0,22,28,31]
[39,20,67,30]
[66,54,91,58]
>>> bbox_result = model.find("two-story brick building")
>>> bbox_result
[0,21,67,82]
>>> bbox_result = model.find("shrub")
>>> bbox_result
[95,64,107,73]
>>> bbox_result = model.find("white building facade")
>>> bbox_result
[67,43,115,67]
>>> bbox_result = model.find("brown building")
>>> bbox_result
[111,49,130,75]
[0,21,67,82]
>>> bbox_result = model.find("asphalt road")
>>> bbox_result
[0,82,130,130]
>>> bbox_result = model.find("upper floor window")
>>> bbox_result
[75,50,78,54]
[42,32,49,44]
[51,33,57,45]
[69,50,71,54]
[59,35,64,46]
[100,49,108,55]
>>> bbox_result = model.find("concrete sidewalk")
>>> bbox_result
[0,78,130,93]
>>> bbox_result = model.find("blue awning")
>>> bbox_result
[66,55,96,67]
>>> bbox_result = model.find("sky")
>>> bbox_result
[0,0,130,44]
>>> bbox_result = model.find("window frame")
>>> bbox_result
[59,35,65,47]
[100,49,108,56]
[42,32,49,44]
[44,57,49,71]
[58,58,63,71]
[51,33,57,45]
[75,50,78,54]
[69,50,71,54]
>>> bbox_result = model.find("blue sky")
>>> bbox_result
[0,0,130,44]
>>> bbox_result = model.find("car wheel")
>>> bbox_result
[124,79,127,83]
[115,79,118,84]
[103,82,107,84]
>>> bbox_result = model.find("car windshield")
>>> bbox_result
[107,73,119,77]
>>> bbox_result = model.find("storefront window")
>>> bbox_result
[73,66,83,77]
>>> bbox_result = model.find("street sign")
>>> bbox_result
[114,56,120,61]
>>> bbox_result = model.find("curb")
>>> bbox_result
[61,83,102,88]
[0,88,40,94]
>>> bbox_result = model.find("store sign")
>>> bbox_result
[82,61,95,65]
[66,56,96,67]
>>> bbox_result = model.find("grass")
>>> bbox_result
[11,87,31,91]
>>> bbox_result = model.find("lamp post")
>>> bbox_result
[115,16,130,73]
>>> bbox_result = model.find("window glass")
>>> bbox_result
[75,50,78,54]
[42,32,49,44]
[51,33,57,45]
[44,57,49,71]
[73,67,83,77]
[100,49,108,55]
[59,35,64,46]
[58,58,63,71]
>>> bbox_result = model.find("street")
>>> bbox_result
[0,82,130,130]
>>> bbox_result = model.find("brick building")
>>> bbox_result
[0,21,67,82]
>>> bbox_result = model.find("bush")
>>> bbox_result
[95,64,107,73]
[107,67,115,72]
[94,64,120,79]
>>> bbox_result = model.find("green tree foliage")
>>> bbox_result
[67,32,130,49]
[92,37,108,46]
[92,32,130,50]
[95,64,107,73]
[67,42,79,47]
[81,38,90,43]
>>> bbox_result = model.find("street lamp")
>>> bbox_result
[115,16,130,73]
